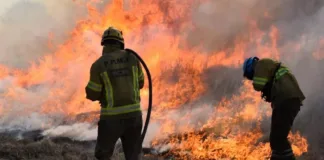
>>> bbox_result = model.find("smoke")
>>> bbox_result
[187,0,324,53]
[42,123,97,141]
[187,0,257,52]
[0,0,89,68]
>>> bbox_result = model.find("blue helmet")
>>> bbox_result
[243,56,259,80]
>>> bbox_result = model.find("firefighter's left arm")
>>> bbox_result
[252,59,272,91]
[138,62,145,89]
[85,62,102,101]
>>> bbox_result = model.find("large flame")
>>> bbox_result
[0,0,310,159]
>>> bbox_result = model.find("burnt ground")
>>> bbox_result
[0,130,167,160]
[0,129,317,160]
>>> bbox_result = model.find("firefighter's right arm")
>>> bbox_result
[85,63,102,101]
[252,59,272,91]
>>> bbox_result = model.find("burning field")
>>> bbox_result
[0,0,324,159]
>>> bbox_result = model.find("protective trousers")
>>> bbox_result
[270,98,301,160]
[95,116,143,160]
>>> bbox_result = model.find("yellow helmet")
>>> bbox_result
[101,26,124,47]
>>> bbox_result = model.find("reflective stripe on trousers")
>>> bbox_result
[132,66,140,102]
[275,68,289,80]
[101,72,114,108]
[101,103,141,115]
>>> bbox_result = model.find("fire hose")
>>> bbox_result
[126,48,153,159]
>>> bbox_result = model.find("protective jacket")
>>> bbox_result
[252,58,305,107]
[86,45,144,119]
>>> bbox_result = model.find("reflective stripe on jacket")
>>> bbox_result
[86,81,102,92]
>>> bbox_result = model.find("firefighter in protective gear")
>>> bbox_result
[243,57,305,160]
[85,26,144,160]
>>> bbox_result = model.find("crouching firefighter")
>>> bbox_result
[85,26,144,160]
[243,57,305,160]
